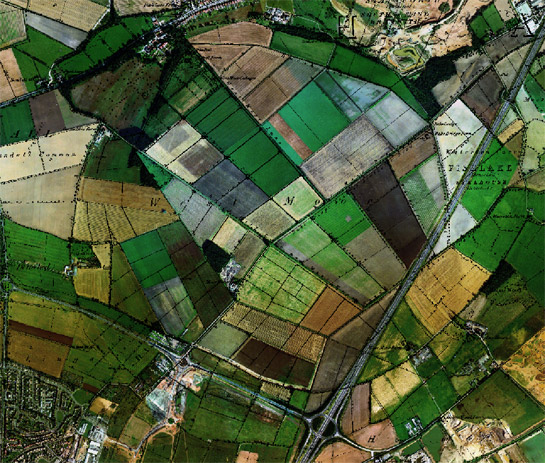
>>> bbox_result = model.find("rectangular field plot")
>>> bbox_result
[364,92,426,147]
[277,220,383,304]
[145,120,202,166]
[72,200,177,244]
[312,192,371,246]
[189,22,273,47]
[400,155,447,235]
[0,165,80,240]
[221,47,287,98]
[461,68,504,128]
[343,225,406,289]
[110,245,157,325]
[7,329,70,378]
[237,247,325,323]
[0,3,25,49]
[506,221,544,304]
[243,200,295,240]
[244,58,320,123]
[273,177,323,221]
[121,221,232,338]
[407,248,490,334]
[25,11,87,49]
[162,179,227,246]
[26,0,107,31]
[388,129,437,179]
[0,48,27,104]
[350,162,427,267]
[302,114,393,198]
[434,99,487,193]
[233,338,316,387]
[315,71,388,121]
[222,303,325,363]
[0,100,34,146]
[460,138,517,221]
[301,287,361,335]
[276,81,350,153]
[264,114,313,163]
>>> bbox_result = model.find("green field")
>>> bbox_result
[58,18,153,78]
[84,136,152,185]
[227,129,275,174]
[455,371,544,435]
[312,192,371,245]
[270,31,335,66]
[0,100,35,145]
[525,73,545,112]
[5,220,70,272]
[520,431,545,463]
[15,27,71,69]
[121,229,178,289]
[470,5,505,39]
[474,272,543,361]
[507,221,544,304]
[142,433,173,463]
[278,82,350,151]
[237,246,325,323]
[456,190,541,271]
[249,153,300,196]
[390,385,441,440]
[392,300,432,348]
[421,424,446,462]
[292,0,341,37]
[461,139,517,221]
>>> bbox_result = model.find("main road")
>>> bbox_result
[296,17,545,463]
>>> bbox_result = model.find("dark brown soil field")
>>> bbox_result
[350,163,426,267]
[461,69,504,128]
[388,129,437,178]
[29,91,66,136]
[234,338,314,386]
[9,319,73,345]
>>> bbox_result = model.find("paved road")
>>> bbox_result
[296,18,545,463]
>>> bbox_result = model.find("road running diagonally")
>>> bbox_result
[296,17,545,463]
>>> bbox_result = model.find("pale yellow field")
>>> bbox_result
[243,200,294,239]
[273,177,323,221]
[89,397,118,417]
[386,361,421,398]
[504,328,545,405]
[74,268,110,304]
[498,119,524,145]
[189,22,273,47]
[73,201,177,243]
[407,248,490,333]
[0,165,80,239]
[146,120,201,166]
[78,177,175,213]
[0,48,27,103]
[93,243,111,268]
[212,218,247,253]
[116,0,180,15]
[27,0,107,31]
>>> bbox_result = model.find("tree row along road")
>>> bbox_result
[296,18,545,463]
